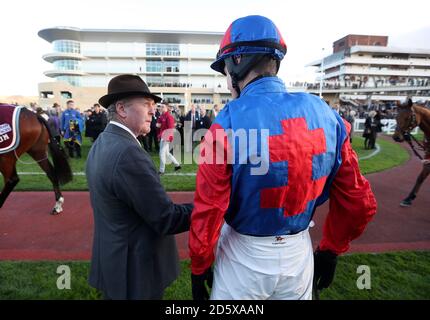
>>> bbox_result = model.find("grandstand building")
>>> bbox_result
[37,27,230,111]
[307,34,430,104]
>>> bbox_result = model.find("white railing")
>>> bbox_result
[353,119,419,134]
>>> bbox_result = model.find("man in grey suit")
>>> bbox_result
[86,74,193,300]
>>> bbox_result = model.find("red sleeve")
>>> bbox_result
[319,120,377,255]
[166,114,175,142]
[167,113,175,129]
[189,123,232,275]
[156,115,162,140]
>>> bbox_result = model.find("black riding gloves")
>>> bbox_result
[313,247,338,290]
[191,267,213,300]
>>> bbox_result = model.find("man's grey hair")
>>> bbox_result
[107,103,118,121]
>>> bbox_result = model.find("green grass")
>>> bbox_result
[351,136,375,159]
[2,135,409,191]
[413,131,424,141]
[4,137,198,191]
[319,251,430,300]
[354,135,409,175]
[0,251,429,300]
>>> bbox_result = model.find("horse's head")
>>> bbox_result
[393,99,415,142]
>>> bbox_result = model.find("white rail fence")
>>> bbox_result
[353,119,419,135]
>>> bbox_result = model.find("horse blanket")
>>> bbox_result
[0,104,22,154]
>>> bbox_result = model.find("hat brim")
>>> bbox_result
[99,91,162,108]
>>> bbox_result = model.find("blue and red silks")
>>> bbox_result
[189,77,377,275]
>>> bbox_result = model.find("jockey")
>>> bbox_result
[189,15,377,300]
[61,100,84,158]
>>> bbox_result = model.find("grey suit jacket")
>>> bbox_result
[86,123,192,299]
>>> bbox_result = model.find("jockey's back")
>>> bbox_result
[212,76,347,236]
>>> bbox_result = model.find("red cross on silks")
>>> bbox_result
[260,118,327,217]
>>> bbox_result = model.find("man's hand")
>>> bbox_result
[313,248,338,290]
[191,267,213,300]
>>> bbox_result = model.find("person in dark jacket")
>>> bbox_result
[87,74,193,300]
[48,104,62,144]
[89,103,108,141]
[197,109,212,130]
[184,105,201,152]
[148,108,161,152]
[85,109,95,140]
[196,109,212,140]
[363,110,381,149]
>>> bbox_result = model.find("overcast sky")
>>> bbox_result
[1,0,429,96]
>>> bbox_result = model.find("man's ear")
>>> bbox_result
[116,101,127,118]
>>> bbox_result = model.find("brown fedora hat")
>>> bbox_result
[99,74,162,107]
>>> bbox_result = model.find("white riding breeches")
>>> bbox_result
[210,223,314,300]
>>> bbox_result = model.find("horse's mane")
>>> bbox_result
[413,104,430,117]
[413,104,430,137]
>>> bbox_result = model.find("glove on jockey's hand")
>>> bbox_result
[313,247,338,290]
[191,267,213,300]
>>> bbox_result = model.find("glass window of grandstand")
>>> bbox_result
[163,94,184,104]
[53,40,81,54]
[164,61,179,72]
[40,91,54,99]
[146,43,180,56]
[146,61,163,73]
[146,76,182,88]
[163,76,181,87]
[61,91,72,99]
[192,95,213,104]
[146,60,179,73]
[146,76,163,87]
[54,59,82,71]
[220,95,232,105]
[56,76,82,87]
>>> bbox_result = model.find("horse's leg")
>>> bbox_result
[27,149,64,215]
[400,163,430,207]
[0,159,20,208]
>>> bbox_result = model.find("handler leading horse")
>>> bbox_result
[0,103,73,214]
[392,99,430,207]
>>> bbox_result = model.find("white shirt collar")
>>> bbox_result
[109,121,141,145]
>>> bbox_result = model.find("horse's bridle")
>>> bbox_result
[400,106,425,160]
[404,107,419,134]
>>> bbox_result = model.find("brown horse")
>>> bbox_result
[0,104,73,214]
[393,99,430,207]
